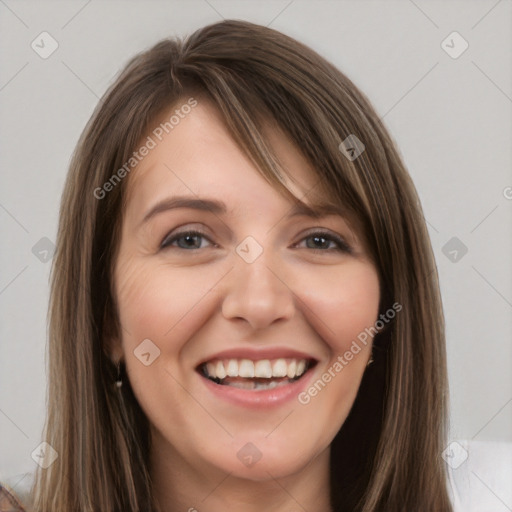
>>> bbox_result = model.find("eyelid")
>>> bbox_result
[160,227,214,249]
[160,226,352,254]
[293,228,352,253]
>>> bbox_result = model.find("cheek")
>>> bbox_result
[295,261,380,354]
[114,258,228,424]
[292,262,380,432]
[115,256,228,350]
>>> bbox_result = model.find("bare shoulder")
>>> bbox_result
[0,483,27,512]
[0,473,34,512]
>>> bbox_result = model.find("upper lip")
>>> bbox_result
[196,347,319,368]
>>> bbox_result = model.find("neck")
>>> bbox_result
[150,435,333,512]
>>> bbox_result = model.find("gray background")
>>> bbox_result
[1,0,511,493]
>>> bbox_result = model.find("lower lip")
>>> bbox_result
[198,368,316,409]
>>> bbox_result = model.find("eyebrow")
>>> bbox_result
[139,195,344,227]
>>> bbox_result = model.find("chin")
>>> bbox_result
[201,434,323,482]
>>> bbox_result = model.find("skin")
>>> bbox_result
[110,99,381,512]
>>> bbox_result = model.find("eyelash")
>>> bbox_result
[160,229,352,253]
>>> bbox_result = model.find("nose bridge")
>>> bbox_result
[221,239,295,329]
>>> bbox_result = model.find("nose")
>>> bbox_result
[221,251,295,330]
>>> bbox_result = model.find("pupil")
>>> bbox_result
[311,236,326,248]
[182,235,199,248]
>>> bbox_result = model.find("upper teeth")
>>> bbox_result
[204,358,308,380]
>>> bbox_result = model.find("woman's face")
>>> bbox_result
[112,99,380,482]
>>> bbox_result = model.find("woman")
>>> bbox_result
[14,19,452,511]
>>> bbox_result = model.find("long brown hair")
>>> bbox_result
[32,19,452,511]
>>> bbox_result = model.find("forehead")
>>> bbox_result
[123,100,336,219]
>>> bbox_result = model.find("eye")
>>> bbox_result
[296,231,352,253]
[160,229,351,253]
[160,230,214,250]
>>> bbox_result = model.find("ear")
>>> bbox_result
[105,335,124,363]
[102,306,124,363]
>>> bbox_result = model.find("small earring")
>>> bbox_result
[115,361,123,388]
[366,354,374,367]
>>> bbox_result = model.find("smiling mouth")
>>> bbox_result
[198,358,317,391]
